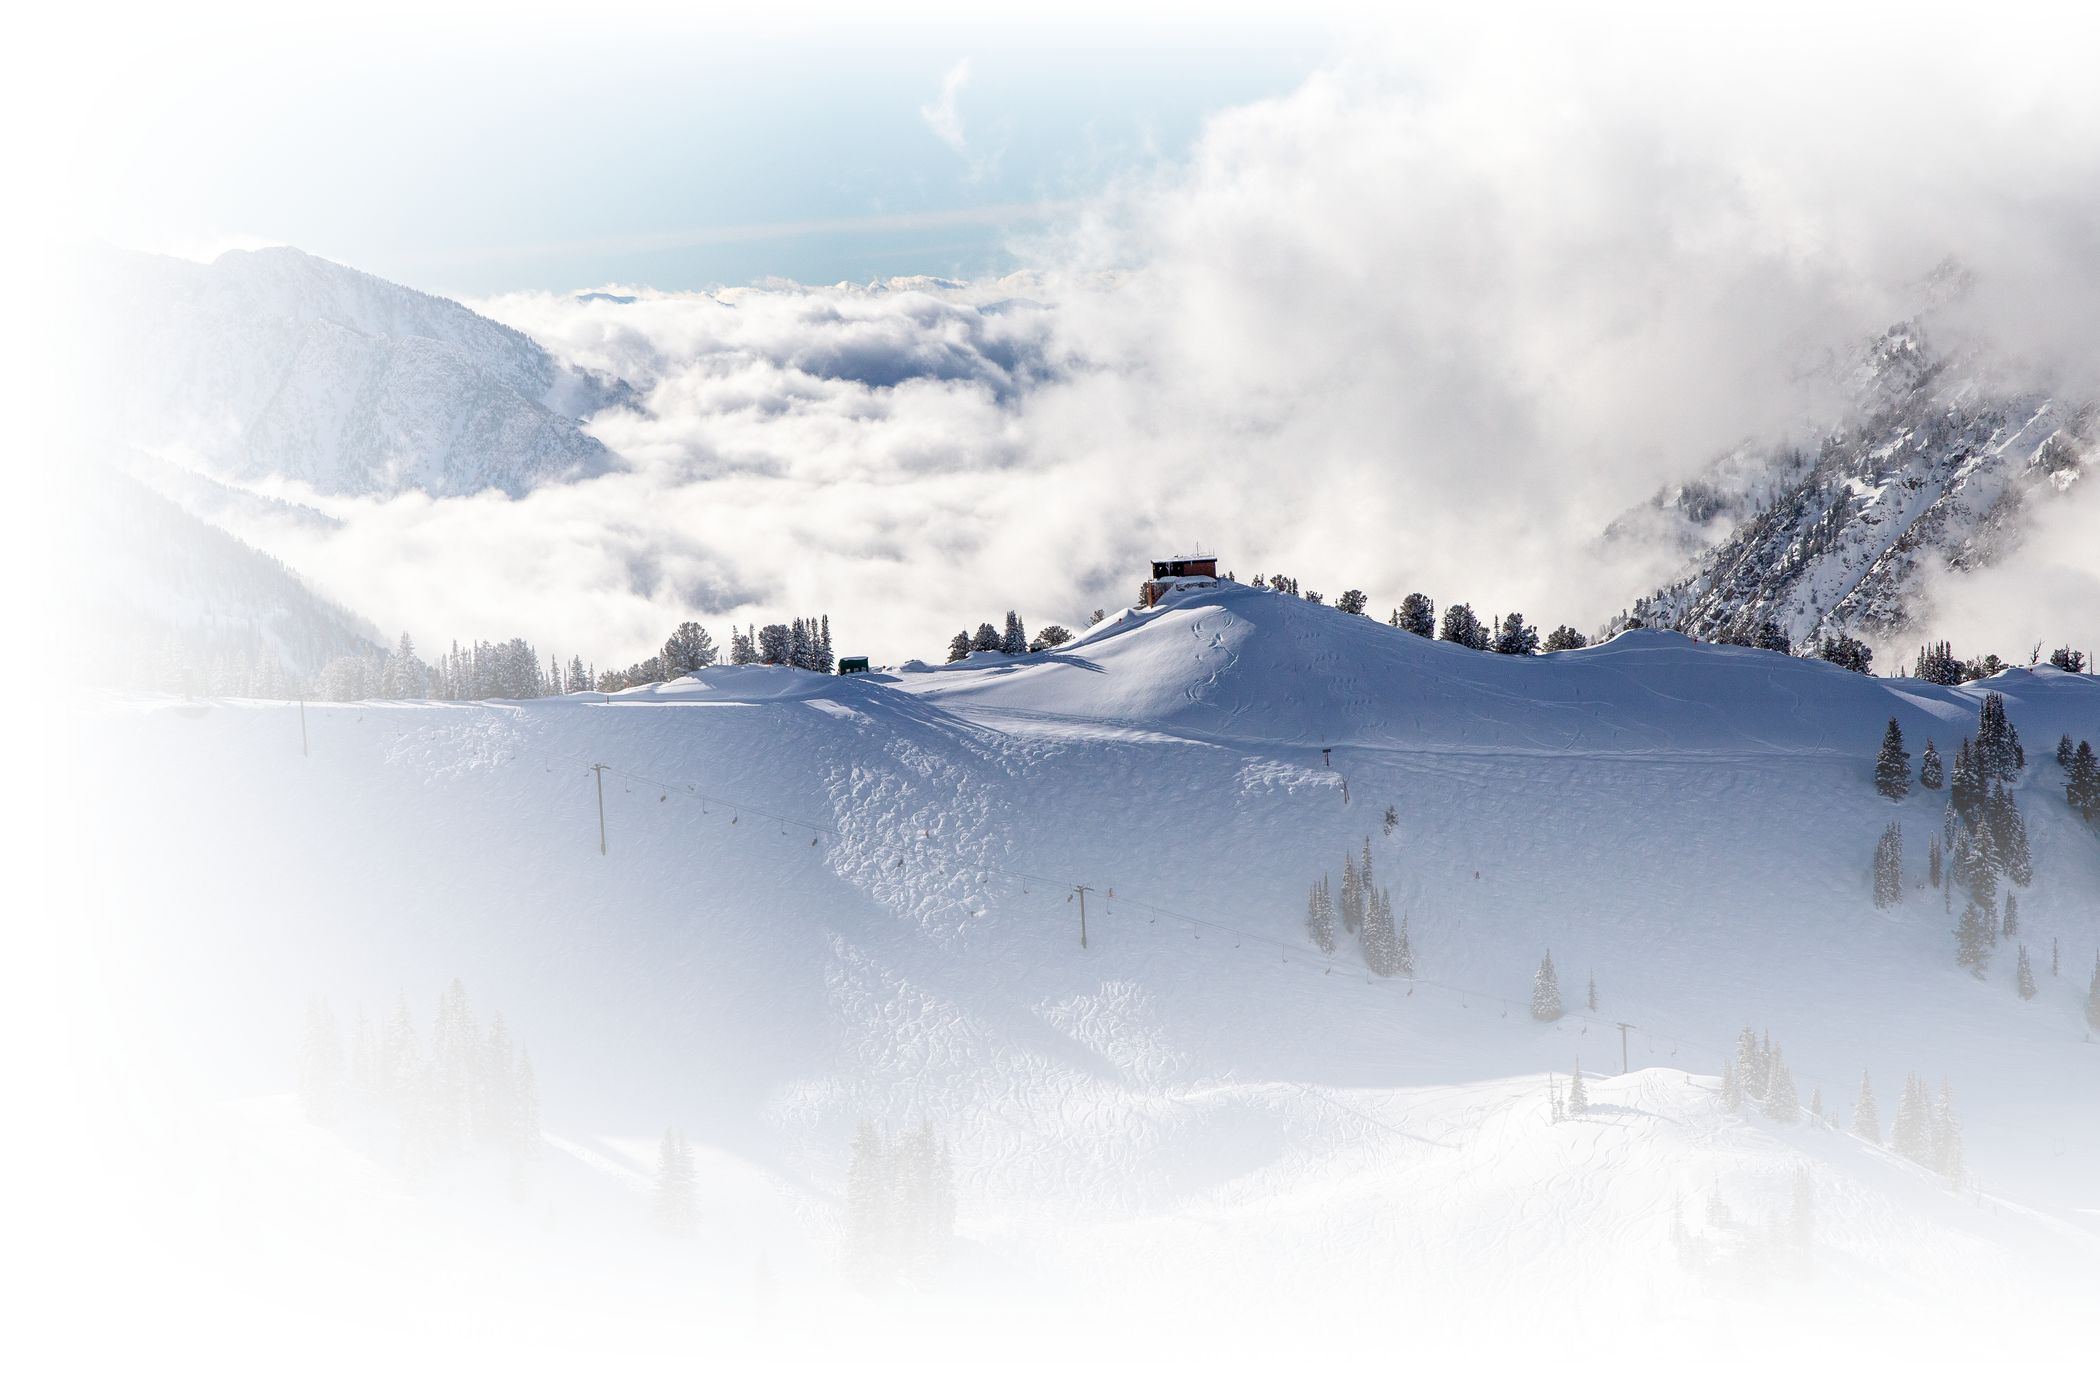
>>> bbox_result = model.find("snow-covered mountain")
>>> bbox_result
[85,246,630,498]
[1616,321,2094,648]
[66,581,2100,1381]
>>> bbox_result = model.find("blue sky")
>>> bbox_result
[77,15,1338,295]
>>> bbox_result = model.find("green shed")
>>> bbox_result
[837,656,871,675]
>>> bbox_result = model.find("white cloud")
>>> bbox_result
[919,59,973,159]
[214,13,2100,671]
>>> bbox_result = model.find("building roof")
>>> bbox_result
[1151,554,1218,565]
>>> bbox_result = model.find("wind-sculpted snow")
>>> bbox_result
[67,582,2100,1367]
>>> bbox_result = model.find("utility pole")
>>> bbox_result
[299,697,308,758]
[592,764,609,855]
[1075,884,1091,949]
[1615,1021,1635,1076]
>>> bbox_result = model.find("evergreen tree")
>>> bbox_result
[660,621,718,674]
[1305,877,1336,953]
[2050,647,2088,673]
[1361,887,1403,976]
[1340,851,1364,936]
[1542,624,1588,653]
[1927,834,1942,888]
[1951,737,1984,822]
[1438,602,1490,650]
[1531,950,1563,1021]
[1491,612,1540,656]
[1395,592,1436,638]
[1852,1071,1880,1144]
[970,622,1000,653]
[2001,892,2019,943]
[1975,693,2021,781]
[2015,945,2036,1000]
[1955,901,1992,979]
[2064,740,2100,823]
[1394,911,1415,978]
[1334,588,1368,616]
[788,618,812,670]
[1919,738,1943,790]
[816,615,835,673]
[759,623,793,665]
[1029,625,1075,652]
[1001,611,1028,655]
[2056,733,2074,767]
[1874,718,1911,800]
[1930,1081,1963,1183]
[729,627,756,666]
[1736,1027,1769,1100]
[1586,971,1597,1012]
[1753,618,1792,654]
[654,1129,698,1236]
[1890,1074,1930,1163]
[298,997,343,1124]
[1761,1045,1798,1123]
[947,631,971,663]
[1809,1086,1826,1124]
[1915,641,1964,685]
[1873,822,1904,908]
[512,1049,541,1161]
[1567,1060,1588,1114]
[1818,634,1873,673]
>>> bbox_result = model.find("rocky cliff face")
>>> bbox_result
[1617,322,2092,649]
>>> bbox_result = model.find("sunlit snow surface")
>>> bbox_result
[50,583,2100,1391]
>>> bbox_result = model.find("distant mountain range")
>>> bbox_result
[1613,321,2093,650]
[87,245,630,499]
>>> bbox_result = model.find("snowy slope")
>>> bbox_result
[83,246,630,498]
[59,582,2100,1380]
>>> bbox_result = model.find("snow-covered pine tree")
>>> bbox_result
[1985,783,2032,887]
[2070,740,2100,823]
[845,1121,891,1284]
[1305,878,1336,953]
[1809,1086,1825,1123]
[1340,851,1363,936]
[816,615,834,673]
[1852,1071,1880,1143]
[1438,602,1489,650]
[1890,1074,1929,1163]
[1567,1060,1588,1114]
[1736,1027,1768,1099]
[2001,892,2019,943]
[1762,1045,1799,1123]
[1395,592,1436,638]
[1491,612,1540,656]
[947,632,971,662]
[654,1130,698,1236]
[2056,733,2075,767]
[1930,1081,1963,1183]
[1920,738,1943,790]
[1875,718,1911,800]
[1394,911,1415,977]
[1976,693,2021,781]
[298,997,342,1124]
[1873,822,1904,907]
[1531,950,1562,1021]
[1954,901,1992,978]
[1586,971,1597,1012]
[1542,624,1588,652]
[2015,945,2036,1000]
[1001,611,1027,655]
[512,1049,541,1161]
[1927,835,1942,888]
[1335,588,1368,615]
[970,622,1000,653]
[1951,738,1983,822]
[788,618,812,670]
